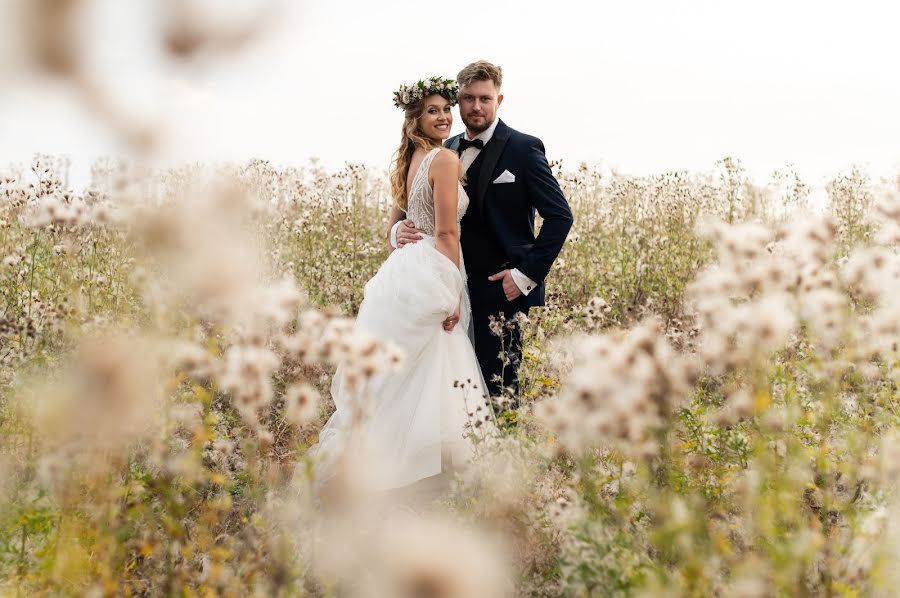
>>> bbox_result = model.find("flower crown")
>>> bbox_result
[392,76,459,109]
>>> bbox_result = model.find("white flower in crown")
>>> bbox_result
[392,76,459,109]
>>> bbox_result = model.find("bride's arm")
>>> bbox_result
[431,149,461,268]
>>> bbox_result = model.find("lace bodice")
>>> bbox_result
[404,147,473,341]
[406,148,468,235]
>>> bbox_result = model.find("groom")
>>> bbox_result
[393,60,573,402]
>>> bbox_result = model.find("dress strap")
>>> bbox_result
[421,147,442,173]
[409,147,443,195]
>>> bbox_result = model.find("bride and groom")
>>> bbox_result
[310,61,573,493]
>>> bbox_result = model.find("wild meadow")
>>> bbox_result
[0,152,898,597]
[2,2,900,596]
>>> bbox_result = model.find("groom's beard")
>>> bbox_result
[462,115,491,134]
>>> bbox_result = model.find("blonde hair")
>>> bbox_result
[457,60,503,90]
[389,97,443,210]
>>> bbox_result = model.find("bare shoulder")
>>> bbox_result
[432,148,460,168]
[429,149,459,185]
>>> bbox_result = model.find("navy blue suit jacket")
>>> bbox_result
[445,119,573,308]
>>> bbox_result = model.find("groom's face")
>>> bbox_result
[458,79,503,134]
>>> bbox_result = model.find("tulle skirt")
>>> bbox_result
[309,236,489,491]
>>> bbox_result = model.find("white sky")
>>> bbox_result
[0,0,897,189]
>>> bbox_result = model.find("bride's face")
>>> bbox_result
[417,95,453,143]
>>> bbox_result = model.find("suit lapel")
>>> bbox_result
[445,134,462,152]
[474,120,510,222]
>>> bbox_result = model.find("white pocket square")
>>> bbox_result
[492,170,516,184]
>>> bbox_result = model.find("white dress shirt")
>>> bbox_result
[390,119,538,296]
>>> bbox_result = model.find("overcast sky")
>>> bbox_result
[0,0,897,189]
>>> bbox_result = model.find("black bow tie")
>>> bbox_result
[457,138,484,153]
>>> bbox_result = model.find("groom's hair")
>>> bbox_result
[457,61,503,90]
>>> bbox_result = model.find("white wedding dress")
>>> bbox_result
[309,148,490,491]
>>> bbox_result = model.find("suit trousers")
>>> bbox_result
[468,276,529,404]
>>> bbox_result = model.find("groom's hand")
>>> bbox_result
[397,219,423,247]
[488,270,522,301]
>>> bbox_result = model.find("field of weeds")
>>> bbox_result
[1,153,898,596]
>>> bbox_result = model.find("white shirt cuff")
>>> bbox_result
[389,220,402,249]
[510,268,538,296]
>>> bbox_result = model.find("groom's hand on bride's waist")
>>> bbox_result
[488,269,524,301]
[392,219,423,248]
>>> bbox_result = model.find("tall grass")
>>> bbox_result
[1,154,897,596]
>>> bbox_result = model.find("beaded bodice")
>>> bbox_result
[406,148,468,235]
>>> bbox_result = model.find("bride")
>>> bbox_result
[308,76,493,493]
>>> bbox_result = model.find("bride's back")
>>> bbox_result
[405,148,468,236]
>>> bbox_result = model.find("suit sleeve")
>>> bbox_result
[516,138,573,283]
